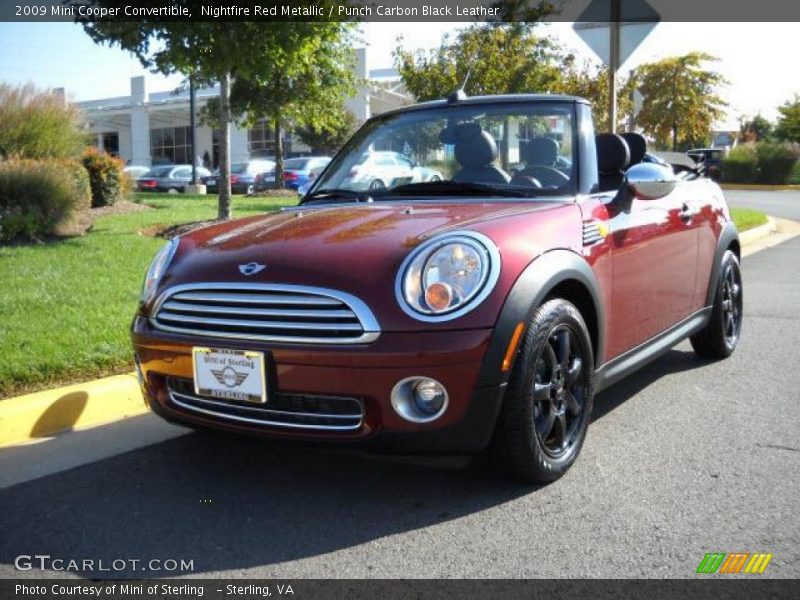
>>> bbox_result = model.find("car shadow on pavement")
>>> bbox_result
[592,348,713,421]
[0,348,710,578]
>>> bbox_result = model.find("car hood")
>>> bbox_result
[155,200,580,331]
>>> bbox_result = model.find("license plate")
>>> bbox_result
[206,179,216,186]
[192,347,266,403]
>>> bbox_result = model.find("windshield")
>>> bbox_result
[311,102,576,198]
[285,158,311,170]
[146,166,173,178]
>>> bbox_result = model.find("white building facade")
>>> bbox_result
[74,48,412,168]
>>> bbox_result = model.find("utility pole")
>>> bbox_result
[189,76,197,184]
[608,0,621,133]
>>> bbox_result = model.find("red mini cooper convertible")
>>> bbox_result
[132,94,742,482]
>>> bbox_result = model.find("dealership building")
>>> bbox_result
[72,49,411,168]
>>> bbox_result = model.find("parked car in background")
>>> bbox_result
[133,93,741,483]
[340,151,443,191]
[136,165,212,193]
[123,165,150,181]
[202,159,276,195]
[278,156,332,190]
[687,148,724,181]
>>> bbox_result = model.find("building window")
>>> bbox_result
[150,126,191,165]
[248,119,292,158]
[100,132,119,156]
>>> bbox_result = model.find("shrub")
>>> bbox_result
[81,147,126,207]
[722,145,758,183]
[790,161,800,185]
[0,82,87,160]
[755,142,800,184]
[0,159,91,243]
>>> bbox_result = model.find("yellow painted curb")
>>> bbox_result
[721,183,800,191]
[0,373,147,448]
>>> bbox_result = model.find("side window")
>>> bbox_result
[172,167,191,179]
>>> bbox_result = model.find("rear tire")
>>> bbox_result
[493,299,595,483]
[690,250,742,359]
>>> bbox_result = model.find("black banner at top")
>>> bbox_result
[3,0,800,23]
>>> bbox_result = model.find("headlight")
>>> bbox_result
[396,231,501,322]
[140,237,179,304]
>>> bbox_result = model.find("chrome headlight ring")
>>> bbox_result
[395,231,501,323]
[140,236,179,305]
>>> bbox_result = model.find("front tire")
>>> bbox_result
[690,250,742,359]
[493,299,595,483]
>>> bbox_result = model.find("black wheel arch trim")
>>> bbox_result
[705,221,740,306]
[476,249,605,389]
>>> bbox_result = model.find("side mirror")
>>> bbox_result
[624,163,677,200]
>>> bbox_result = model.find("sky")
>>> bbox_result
[1,21,798,130]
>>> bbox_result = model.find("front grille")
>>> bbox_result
[166,377,364,431]
[151,283,380,344]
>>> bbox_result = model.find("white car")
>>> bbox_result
[341,151,442,191]
[123,165,150,181]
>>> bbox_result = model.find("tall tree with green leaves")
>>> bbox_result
[395,24,565,102]
[634,52,727,151]
[557,61,637,132]
[739,114,774,143]
[775,95,800,143]
[226,24,358,188]
[79,3,346,218]
[295,106,358,155]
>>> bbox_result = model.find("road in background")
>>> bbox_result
[724,189,800,220]
[0,238,798,579]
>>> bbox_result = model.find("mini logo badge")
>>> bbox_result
[211,367,249,388]
[239,262,266,276]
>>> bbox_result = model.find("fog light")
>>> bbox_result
[413,379,446,415]
[391,376,449,423]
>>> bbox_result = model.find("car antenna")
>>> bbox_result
[447,64,474,103]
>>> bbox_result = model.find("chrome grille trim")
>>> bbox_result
[167,389,363,432]
[150,283,380,344]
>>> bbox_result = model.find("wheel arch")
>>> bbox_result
[477,249,605,389]
[705,221,740,306]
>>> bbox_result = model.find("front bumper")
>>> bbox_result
[132,317,505,454]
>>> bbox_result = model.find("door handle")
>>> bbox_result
[679,203,697,222]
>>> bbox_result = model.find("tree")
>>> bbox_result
[395,24,565,102]
[0,82,87,160]
[634,52,727,151]
[557,61,636,132]
[226,24,358,188]
[79,3,345,218]
[775,95,800,143]
[295,107,358,155]
[739,114,773,143]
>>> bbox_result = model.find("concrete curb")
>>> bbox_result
[0,373,146,448]
[738,216,776,247]
[721,183,800,191]
[0,214,791,449]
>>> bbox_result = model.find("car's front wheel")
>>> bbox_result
[493,299,595,483]
[690,250,742,358]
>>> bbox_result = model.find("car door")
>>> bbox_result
[605,182,699,358]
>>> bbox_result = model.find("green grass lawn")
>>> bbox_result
[730,207,769,232]
[0,195,770,399]
[0,193,293,398]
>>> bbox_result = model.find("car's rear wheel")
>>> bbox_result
[167,188,179,195]
[690,250,742,359]
[493,299,595,483]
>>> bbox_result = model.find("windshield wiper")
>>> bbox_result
[300,188,372,205]
[379,180,533,198]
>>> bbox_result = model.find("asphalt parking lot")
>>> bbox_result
[725,189,800,220]
[0,235,798,580]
